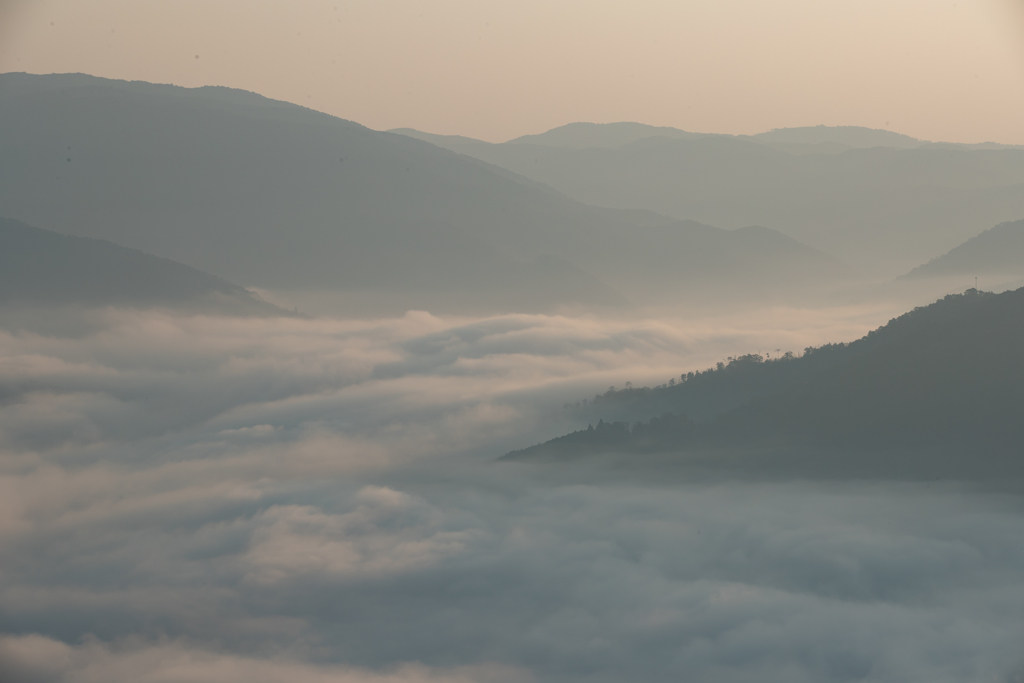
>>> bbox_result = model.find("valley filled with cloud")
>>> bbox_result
[2,305,1023,682]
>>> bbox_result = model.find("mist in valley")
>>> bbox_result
[3,303,1024,682]
[3,1,1024,681]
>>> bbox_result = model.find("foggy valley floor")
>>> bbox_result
[2,301,1024,682]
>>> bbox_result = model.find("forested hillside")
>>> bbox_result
[506,287,1024,479]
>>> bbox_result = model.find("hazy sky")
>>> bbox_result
[2,0,1024,143]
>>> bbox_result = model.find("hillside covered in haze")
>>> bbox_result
[394,123,1024,276]
[0,73,853,314]
[903,219,1024,281]
[0,216,283,316]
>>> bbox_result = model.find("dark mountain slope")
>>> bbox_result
[506,288,1024,479]
[902,219,1024,280]
[565,346,855,427]
[715,288,1024,451]
[0,73,849,312]
[0,217,285,314]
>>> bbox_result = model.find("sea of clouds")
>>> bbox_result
[1,304,1023,683]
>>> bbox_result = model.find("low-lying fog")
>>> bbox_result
[2,304,1023,682]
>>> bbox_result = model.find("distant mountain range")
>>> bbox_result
[902,219,1024,281]
[0,217,284,315]
[398,122,1024,154]
[393,123,1024,276]
[505,287,1024,480]
[0,73,852,313]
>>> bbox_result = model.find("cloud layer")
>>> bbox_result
[2,305,1023,682]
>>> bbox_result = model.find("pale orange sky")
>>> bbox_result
[2,0,1023,143]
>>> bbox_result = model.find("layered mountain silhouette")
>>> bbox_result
[0,217,284,315]
[505,287,1024,480]
[902,219,1024,281]
[0,73,850,313]
[396,122,1021,154]
[393,124,1024,276]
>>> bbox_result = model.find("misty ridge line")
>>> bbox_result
[6,71,1024,321]
[0,71,863,315]
[390,121,1024,279]
[394,120,1024,152]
